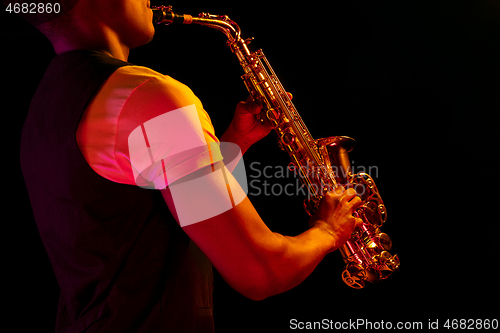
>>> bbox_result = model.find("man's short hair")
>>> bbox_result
[4,1,79,27]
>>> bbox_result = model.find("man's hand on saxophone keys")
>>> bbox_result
[220,93,293,154]
[309,186,363,252]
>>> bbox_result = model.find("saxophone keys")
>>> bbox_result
[266,108,279,121]
[377,232,393,251]
[244,37,254,45]
[387,254,400,271]
[378,204,387,222]
[378,253,400,278]
[342,263,366,289]
[281,132,294,145]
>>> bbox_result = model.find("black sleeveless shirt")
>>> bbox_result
[20,50,214,333]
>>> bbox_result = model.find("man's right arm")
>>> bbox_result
[77,67,361,300]
[161,162,361,301]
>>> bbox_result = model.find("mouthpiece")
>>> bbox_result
[152,6,193,25]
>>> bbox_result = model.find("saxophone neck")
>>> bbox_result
[152,6,249,56]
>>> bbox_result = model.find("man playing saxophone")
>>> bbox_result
[13,1,362,331]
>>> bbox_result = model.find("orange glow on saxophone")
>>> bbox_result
[152,5,400,288]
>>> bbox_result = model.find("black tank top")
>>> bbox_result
[20,50,214,333]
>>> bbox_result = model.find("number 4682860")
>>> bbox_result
[5,2,61,14]
[444,319,498,330]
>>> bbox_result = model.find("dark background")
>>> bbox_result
[3,0,499,331]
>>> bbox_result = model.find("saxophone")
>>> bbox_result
[152,6,400,289]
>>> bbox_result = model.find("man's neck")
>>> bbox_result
[49,24,130,61]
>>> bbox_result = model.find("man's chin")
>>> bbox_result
[131,28,156,49]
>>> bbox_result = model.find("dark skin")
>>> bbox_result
[40,0,363,301]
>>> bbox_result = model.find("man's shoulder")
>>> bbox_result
[111,65,185,89]
[104,65,198,106]
[113,65,167,80]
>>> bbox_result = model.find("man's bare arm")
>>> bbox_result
[161,163,361,301]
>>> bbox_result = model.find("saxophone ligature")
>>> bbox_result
[152,5,400,289]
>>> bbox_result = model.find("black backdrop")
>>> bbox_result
[3,0,499,331]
